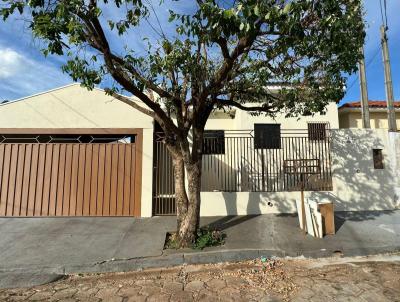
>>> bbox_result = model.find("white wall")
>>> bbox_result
[235,102,339,130]
[204,102,339,131]
[200,128,400,216]
[312,129,400,211]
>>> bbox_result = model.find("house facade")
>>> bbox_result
[339,100,400,129]
[0,84,399,218]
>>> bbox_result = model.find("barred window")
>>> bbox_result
[308,122,327,141]
[373,149,384,169]
[203,130,225,154]
[254,124,281,149]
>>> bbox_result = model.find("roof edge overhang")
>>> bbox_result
[338,107,400,113]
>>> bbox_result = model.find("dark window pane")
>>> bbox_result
[308,122,327,141]
[254,124,281,149]
[203,130,225,154]
[373,149,384,169]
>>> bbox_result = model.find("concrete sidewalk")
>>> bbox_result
[0,211,399,288]
[0,217,175,270]
[197,210,400,258]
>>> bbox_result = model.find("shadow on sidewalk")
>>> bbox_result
[201,215,261,231]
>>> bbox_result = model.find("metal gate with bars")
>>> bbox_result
[153,132,175,216]
[0,129,142,217]
[153,128,333,216]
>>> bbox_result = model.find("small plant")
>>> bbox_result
[164,227,225,250]
[193,227,226,250]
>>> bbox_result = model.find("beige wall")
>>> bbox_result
[200,128,400,216]
[339,110,400,129]
[204,113,235,130]
[205,102,339,131]
[235,102,339,130]
[0,84,155,217]
[0,84,154,129]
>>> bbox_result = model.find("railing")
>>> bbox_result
[201,129,332,192]
[154,130,332,201]
[152,128,333,215]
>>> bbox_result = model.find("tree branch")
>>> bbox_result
[216,98,278,113]
[216,37,230,60]
[77,7,180,133]
[106,90,155,118]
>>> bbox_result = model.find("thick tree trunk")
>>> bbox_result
[172,154,202,248]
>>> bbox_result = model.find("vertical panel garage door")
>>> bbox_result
[0,130,142,217]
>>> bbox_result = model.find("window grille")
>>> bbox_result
[203,130,225,154]
[308,122,328,141]
[254,124,281,149]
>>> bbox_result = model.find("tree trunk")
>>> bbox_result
[172,154,202,248]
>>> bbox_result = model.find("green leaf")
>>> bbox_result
[283,3,292,14]
[223,9,234,19]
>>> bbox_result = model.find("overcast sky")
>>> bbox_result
[0,0,399,105]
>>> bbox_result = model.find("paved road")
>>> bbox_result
[1,256,399,301]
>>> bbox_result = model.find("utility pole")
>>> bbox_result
[358,47,371,128]
[380,25,397,132]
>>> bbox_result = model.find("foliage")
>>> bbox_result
[165,227,225,250]
[0,0,365,119]
[193,227,226,250]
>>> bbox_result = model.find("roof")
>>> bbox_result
[0,83,95,107]
[0,83,79,106]
[0,83,153,129]
[340,100,400,109]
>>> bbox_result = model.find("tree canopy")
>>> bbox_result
[1,0,364,130]
[1,0,365,246]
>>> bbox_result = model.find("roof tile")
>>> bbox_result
[340,101,400,108]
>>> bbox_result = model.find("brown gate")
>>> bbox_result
[0,129,142,217]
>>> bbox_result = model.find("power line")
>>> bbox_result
[379,0,388,28]
[345,46,381,93]
[384,0,388,28]
[0,94,8,103]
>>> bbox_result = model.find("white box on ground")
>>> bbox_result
[296,199,323,238]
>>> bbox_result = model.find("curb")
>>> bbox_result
[0,272,64,289]
[1,246,399,277]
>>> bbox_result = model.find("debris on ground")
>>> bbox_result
[203,258,298,301]
[0,256,399,302]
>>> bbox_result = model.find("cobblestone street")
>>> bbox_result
[1,256,399,302]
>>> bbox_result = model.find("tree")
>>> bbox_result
[1,0,364,247]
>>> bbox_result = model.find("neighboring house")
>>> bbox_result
[0,84,399,219]
[339,100,400,129]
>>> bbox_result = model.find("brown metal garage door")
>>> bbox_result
[0,129,142,217]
